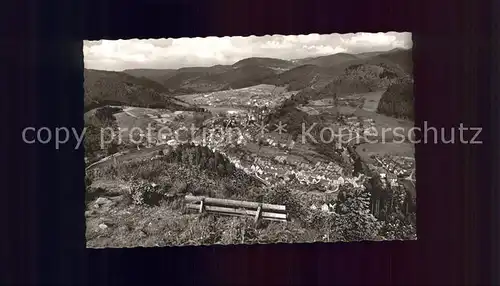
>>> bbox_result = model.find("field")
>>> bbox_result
[355,142,414,163]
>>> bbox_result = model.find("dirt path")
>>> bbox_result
[122,107,139,118]
[86,144,168,171]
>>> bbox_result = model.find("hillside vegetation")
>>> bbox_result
[232,57,296,70]
[84,106,122,162]
[266,49,411,98]
[199,65,279,90]
[86,143,417,247]
[293,53,360,67]
[377,77,414,120]
[374,48,413,75]
[117,48,412,96]
[270,62,404,107]
[122,69,177,84]
[263,64,344,91]
[84,69,182,112]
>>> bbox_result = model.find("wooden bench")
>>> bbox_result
[184,195,288,223]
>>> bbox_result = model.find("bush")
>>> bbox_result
[193,112,211,127]
[129,180,166,206]
[302,209,331,230]
[252,221,307,244]
[380,212,417,240]
[177,216,222,245]
[262,186,307,220]
[99,165,119,180]
[130,160,165,182]
[170,180,188,194]
[107,143,119,155]
[243,186,266,202]
[221,180,241,198]
[218,217,258,245]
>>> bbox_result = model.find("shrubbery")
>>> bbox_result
[331,187,383,241]
[379,212,417,240]
[262,186,307,219]
[129,180,166,206]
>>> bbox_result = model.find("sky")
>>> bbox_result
[84,32,412,71]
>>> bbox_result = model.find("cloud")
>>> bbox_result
[84,32,411,71]
[339,32,411,53]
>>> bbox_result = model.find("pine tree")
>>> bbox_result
[225,161,234,174]
[199,152,208,169]
[217,163,226,176]
[194,147,201,165]
[207,158,216,171]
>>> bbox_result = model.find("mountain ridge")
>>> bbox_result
[119,48,412,93]
[88,48,412,110]
[84,69,186,112]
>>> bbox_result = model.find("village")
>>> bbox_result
[111,95,415,205]
[99,81,416,204]
[84,64,416,229]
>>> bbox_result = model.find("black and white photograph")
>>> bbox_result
[84,32,416,248]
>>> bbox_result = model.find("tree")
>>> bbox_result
[84,124,102,160]
[194,147,202,165]
[107,142,118,155]
[187,148,195,165]
[225,161,234,174]
[217,163,226,176]
[175,149,182,163]
[380,211,417,240]
[331,187,382,241]
[353,157,364,176]
[207,158,216,171]
[214,151,221,167]
[199,153,208,169]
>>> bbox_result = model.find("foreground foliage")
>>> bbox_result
[86,152,416,247]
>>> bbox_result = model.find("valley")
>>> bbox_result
[84,46,416,247]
